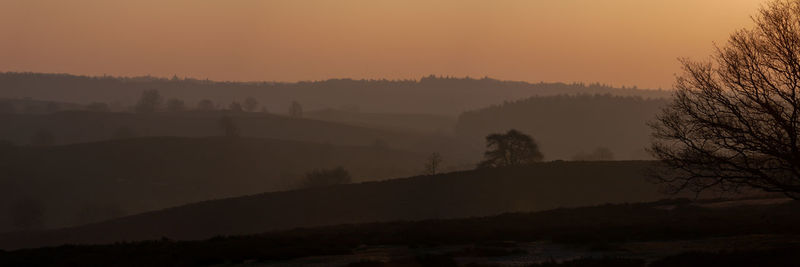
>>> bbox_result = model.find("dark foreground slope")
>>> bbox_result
[0,137,424,232]
[0,161,670,249]
[1,198,797,266]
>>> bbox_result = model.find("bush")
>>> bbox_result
[302,167,352,188]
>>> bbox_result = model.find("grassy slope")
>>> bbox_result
[0,136,425,232]
[0,161,669,249]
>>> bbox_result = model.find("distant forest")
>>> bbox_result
[0,72,671,115]
[455,94,670,160]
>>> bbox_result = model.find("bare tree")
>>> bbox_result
[196,99,216,111]
[218,115,240,138]
[650,0,800,199]
[134,89,162,113]
[478,129,543,168]
[165,98,186,112]
[289,101,303,118]
[243,97,259,112]
[423,152,444,175]
[228,102,244,112]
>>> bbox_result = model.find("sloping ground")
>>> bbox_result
[0,111,472,161]
[0,198,797,266]
[0,137,425,232]
[0,161,670,249]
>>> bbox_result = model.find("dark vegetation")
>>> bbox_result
[0,137,424,232]
[478,129,543,168]
[650,1,800,200]
[0,198,796,266]
[0,161,668,249]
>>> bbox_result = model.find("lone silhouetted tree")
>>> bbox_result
[134,89,162,113]
[244,97,259,112]
[423,152,444,175]
[302,167,352,188]
[197,99,216,111]
[289,101,303,117]
[218,115,240,138]
[166,98,186,112]
[650,0,800,199]
[478,129,543,168]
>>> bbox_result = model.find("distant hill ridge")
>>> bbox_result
[0,72,672,115]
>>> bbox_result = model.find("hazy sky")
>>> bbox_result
[1,0,765,89]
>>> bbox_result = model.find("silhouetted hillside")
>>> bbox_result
[0,72,671,115]
[456,94,670,160]
[0,161,674,249]
[0,110,472,162]
[0,137,425,233]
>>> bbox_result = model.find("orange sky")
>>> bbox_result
[0,0,765,89]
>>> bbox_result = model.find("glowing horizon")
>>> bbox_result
[0,0,766,89]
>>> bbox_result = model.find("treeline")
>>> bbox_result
[455,94,670,160]
[0,72,671,115]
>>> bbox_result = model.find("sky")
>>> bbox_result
[0,0,766,89]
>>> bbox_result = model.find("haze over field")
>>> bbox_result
[1,0,764,89]
[4,1,800,266]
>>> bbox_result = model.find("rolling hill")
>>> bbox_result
[455,94,670,160]
[0,136,426,233]
[0,161,677,249]
[0,110,474,163]
[0,72,672,115]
